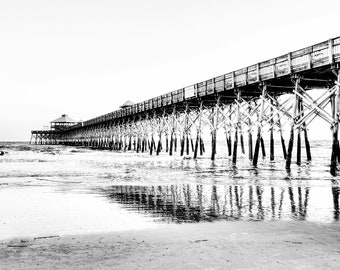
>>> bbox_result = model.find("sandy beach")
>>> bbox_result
[1,221,339,269]
[1,144,339,269]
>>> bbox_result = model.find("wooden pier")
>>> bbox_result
[31,36,340,175]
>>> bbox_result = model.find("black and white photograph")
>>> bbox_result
[1,0,340,269]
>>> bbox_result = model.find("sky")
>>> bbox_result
[1,0,340,141]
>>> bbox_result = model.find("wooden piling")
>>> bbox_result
[183,103,190,156]
[270,105,274,161]
[296,128,301,165]
[233,92,241,164]
[200,137,205,155]
[248,105,253,160]
[194,104,203,159]
[253,86,266,166]
[169,109,176,156]
[211,108,216,160]
[156,134,162,155]
[211,101,219,160]
[296,96,302,165]
[240,133,245,154]
[139,138,143,152]
[211,130,217,160]
[174,134,177,152]
[147,139,151,151]
[166,135,169,152]
[330,74,340,175]
[303,127,311,161]
[190,135,194,152]
[150,136,155,155]
[120,136,124,151]
[253,128,261,166]
[180,135,185,156]
[248,131,253,160]
[260,137,266,157]
[143,138,147,153]
[286,126,295,170]
[128,136,132,151]
[277,115,287,159]
[169,132,174,156]
[194,132,199,159]
[186,134,190,155]
[232,128,238,164]
[141,137,145,152]
[226,132,232,156]
[286,79,300,170]
[136,137,140,153]
[228,105,232,156]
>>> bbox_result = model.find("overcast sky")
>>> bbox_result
[1,0,340,141]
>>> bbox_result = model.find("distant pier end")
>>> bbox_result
[30,114,81,145]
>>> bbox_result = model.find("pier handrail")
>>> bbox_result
[75,36,340,128]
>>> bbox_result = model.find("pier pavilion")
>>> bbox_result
[30,114,79,145]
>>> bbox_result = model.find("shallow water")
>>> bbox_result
[0,141,339,240]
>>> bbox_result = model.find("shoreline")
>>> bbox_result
[1,220,339,269]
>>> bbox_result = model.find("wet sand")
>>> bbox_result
[1,221,339,269]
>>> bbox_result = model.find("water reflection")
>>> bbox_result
[102,183,339,223]
[0,187,158,240]
[332,180,339,220]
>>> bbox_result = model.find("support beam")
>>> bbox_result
[277,108,287,159]
[227,105,232,156]
[211,97,220,161]
[248,104,253,160]
[211,107,217,161]
[286,79,300,171]
[331,70,340,175]
[296,95,302,166]
[253,86,266,167]
[194,102,203,159]
[270,101,274,161]
[233,92,241,164]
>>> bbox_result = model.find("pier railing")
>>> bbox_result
[80,37,340,127]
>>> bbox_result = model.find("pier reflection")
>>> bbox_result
[102,183,340,223]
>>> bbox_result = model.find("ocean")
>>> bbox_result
[0,141,339,240]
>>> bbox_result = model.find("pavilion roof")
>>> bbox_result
[120,100,134,108]
[50,114,77,123]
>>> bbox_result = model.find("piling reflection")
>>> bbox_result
[332,180,339,221]
[102,183,339,223]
